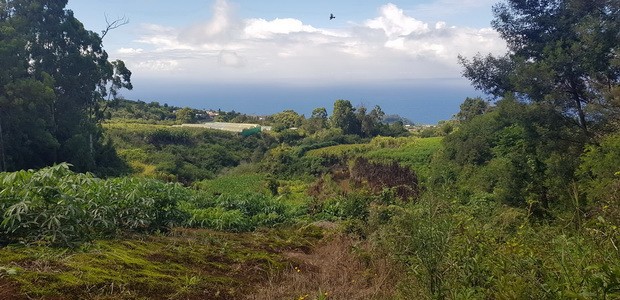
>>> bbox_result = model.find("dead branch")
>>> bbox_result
[101,14,129,39]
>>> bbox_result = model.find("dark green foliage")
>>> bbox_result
[444,98,583,209]
[461,0,620,136]
[276,128,304,145]
[0,0,132,172]
[269,109,304,131]
[261,143,339,179]
[456,97,490,122]
[331,99,361,135]
[175,107,196,124]
[105,99,178,123]
[0,76,59,171]
[106,123,277,183]
[147,129,194,147]
[303,107,328,134]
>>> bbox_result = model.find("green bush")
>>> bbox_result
[321,193,373,221]
[180,192,300,232]
[0,164,187,247]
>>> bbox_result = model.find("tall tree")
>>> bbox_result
[0,0,131,172]
[303,107,328,134]
[357,105,386,137]
[456,97,490,122]
[460,0,620,137]
[331,99,360,135]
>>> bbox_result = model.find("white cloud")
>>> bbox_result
[114,1,506,84]
[133,60,180,71]
[365,3,429,38]
[244,18,318,39]
[117,47,143,54]
[218,50,245,67]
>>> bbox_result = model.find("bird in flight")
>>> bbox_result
[330,13,335,20]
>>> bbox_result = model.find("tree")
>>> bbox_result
[270,109,304,131]
[303,107,328,134]
[456,97,490,122]
[331,99,360,135]
[355,105,379,137]
[445,96,582,210]
[175,107,196,124]
[0,0,132,173]
[460,0,620,138]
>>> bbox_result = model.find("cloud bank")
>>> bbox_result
[115,1,506,85]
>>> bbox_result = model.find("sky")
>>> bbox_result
[66,0,507,124]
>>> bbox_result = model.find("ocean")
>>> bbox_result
[121,78,482,125]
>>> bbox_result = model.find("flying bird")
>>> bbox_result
[330,13,335,20]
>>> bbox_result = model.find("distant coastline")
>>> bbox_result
[121,78,483,125]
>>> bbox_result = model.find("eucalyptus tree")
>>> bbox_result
[0,0,132,172]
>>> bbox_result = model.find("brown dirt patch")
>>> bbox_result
[0,277,26,300]
[245,234,396,300]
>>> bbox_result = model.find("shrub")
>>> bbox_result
[350,158,419,201]
[180,192,299,232]
[0,164,187,247]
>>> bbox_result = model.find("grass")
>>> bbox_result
[193,173,267,195]
[305,136,443,180]
[364,136,442,179]
[0,225,325,299]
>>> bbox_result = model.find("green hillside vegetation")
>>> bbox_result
[1,0,620,299]
[104,123,277,183]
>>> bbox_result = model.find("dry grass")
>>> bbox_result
[246,234,396,300]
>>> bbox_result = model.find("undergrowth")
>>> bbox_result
[0,225,324,299]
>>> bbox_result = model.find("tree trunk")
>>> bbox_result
[0,113,5,172]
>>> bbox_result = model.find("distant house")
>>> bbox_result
[206,110,219,117]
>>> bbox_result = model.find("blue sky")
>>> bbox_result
[66,0,506,123]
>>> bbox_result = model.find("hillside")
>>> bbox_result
[1,0,619,299]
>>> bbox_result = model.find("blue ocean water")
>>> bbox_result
[122,78,482,125]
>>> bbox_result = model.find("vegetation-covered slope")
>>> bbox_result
[1,0,619,299]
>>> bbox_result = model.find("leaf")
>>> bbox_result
[6,268,18,275]
[0,267,18,276]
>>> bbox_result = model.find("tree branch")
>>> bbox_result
[101,14,129,39]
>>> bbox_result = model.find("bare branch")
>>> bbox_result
[101,14,129,39]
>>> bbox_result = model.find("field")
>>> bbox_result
[174,122,272,133]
